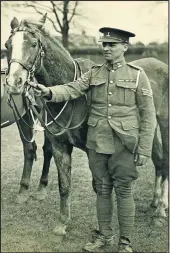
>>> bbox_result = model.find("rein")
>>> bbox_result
[24,59,88,137]
[7,25,88,139]
[7,94,37,142]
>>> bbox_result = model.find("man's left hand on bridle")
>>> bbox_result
[28,81,50,97]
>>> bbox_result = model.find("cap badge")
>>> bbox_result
[106,32,110,37]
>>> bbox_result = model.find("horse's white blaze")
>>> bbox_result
[12,32,24,59]
[10,32,24,73]
[9,62,22,75]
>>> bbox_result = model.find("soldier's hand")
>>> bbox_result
[29,81,50,97]
[134,153,149,166]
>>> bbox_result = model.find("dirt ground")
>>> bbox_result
[1,124,168,252]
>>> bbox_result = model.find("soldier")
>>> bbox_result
[30,27,156,252]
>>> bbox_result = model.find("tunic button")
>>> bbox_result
[132,125,136,128]
[108,91,112,95]
[108,104,112,107]
[110,80,113,84]
[111,70,114,72]
[108,116,111,119]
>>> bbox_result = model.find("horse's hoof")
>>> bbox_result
[36,186,47,200]
[16,192,29,204]
[53,225,67,236]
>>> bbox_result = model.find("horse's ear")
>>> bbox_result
[38,13,47,29]
[10,17,19,29]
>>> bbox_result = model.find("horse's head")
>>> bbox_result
[5,14,47,95]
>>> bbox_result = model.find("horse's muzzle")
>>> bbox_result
[6,75,23,95]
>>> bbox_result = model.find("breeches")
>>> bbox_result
[87,134,138,238]
[87,133,138,195]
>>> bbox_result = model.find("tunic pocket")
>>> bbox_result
[87,117,99,126]
[120,119,140,153]
[90,79,106,102]
[116,81,136,105]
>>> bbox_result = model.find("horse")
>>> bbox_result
[1,66,48,203]
[5,14,168,234]
[132,58,168,226]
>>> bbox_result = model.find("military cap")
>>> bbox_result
[99,27,135,43]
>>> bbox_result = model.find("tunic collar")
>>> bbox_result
[105,58,126,71]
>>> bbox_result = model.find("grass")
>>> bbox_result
[1,124,168,252]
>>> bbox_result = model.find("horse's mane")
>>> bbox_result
[20,18,72,59]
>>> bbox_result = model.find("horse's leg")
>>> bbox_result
[51,140,73,235]
[153,94,168,226]
[17,114,37,203]
[151,126,163,208]
[36,133,52,200]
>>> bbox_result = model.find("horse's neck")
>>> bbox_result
[35,38,75,87]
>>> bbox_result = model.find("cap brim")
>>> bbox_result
[99,27,135,37]
[98,37,127,43]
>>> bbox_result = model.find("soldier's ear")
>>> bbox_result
[123,43,128,52]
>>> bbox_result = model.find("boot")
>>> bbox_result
[118,237,133,252]
[83,230,113,252]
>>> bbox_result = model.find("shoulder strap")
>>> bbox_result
[92,62,105,69]
[127,62,143,71]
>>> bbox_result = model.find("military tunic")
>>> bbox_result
[48,60,156,157]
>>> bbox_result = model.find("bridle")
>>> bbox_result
[7,25,88,141]
[6,26,45,142]
[8,26,45,81]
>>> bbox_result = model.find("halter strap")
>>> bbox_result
[11,26,36,35]
[9,59,31,71]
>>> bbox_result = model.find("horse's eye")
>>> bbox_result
[32,41,37,47]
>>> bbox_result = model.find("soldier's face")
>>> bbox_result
[102,42,128,62]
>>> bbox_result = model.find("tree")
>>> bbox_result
[134,41,145,47]
[148,41,159,47]
[2,1,83,49]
